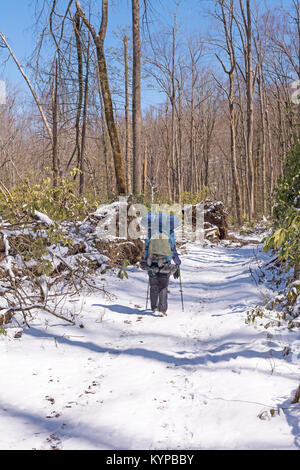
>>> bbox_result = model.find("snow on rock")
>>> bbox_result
[5,328,23,339]
[83,253,110,265]
[293,294,300,317]
[183,200,228,240]
[33,210,55,226]
[0,233,15,280]
[92,201,122,219]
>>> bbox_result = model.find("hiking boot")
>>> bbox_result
[159,311,167,317]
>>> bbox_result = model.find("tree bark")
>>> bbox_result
[124,35,132,194]
[76,1,126,195]
[74,12,84,190]
[80,38,90,195]
[0,32,53,141]
[143,137,148,193]
[215,0,242,225]
[171,23,176,202]
[132,0,142,195]
[239,0,255,220]
[51,58,59,188]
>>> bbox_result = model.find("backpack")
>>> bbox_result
[144,212,176,268]
[147,232,172,267]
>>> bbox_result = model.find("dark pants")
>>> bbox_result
[148,271,170,313]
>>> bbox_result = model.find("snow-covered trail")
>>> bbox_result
[0,243,299,450]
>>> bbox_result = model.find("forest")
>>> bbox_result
[0,0,298,218]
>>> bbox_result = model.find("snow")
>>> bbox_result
[92,201,121,219]
[0,241,299,450]
[34,210,55,227]
[1,232,15,280]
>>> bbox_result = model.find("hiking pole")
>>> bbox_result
[146,277,150,310]
[179,270,184,312]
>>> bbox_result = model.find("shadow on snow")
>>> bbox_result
[92,303,156,316]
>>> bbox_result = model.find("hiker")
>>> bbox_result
[140,212,181,316]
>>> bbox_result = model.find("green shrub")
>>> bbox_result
[273,140,300,224]
[180,188,209,205]
[263,210,300,271]
[264,139,300,278]
[0,168,98,224]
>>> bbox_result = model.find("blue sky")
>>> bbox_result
[0,0,291,109]
[0,1,211,73]
[0,0,212,108]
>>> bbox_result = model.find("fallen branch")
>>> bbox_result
[0,31,53,141]
[0,304,74,325]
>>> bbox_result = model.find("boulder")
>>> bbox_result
[204,200,228,240]
[182,200,228,240]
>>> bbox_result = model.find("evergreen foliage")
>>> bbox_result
[264,139,300,277]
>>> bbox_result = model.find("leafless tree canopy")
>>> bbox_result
[0,0,299,220]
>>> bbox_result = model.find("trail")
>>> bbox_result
[0,242,299,450]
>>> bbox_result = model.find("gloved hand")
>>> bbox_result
[140,259,148,270]
[173,266,180,279]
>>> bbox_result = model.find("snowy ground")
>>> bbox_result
[0,241,299,450]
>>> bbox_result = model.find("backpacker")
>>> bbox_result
[142,212,178,268]
[147,231,172,267]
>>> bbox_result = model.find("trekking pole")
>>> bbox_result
[179,270,184,312]
[146,277,150,310]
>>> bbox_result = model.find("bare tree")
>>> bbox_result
[0,32,53,141]
[214,0,242,224]
[51,57,59,188]
[235,0,256,220]
[124,34,132,194]
[132,0,142,194]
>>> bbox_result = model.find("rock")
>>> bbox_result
[292,385,300,404]
[0,311,13,326]
[182,200,229,240]
[204,200,228,239]
[13,328,23,339]
[95,238,144,266]
[5,328,23,339]
[67,241,87,256]
[93,197,145,266]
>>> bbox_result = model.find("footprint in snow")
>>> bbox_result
[46,411,61,419]
[45,433,62,450]
[45,396,55,405]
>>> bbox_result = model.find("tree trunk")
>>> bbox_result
[190,62,196,194]
[258,69,266,215]
[74,12,84,191]
[229,80,242,225]
[143,137,148,193]
[171,24,176,202]
[76,0,126,195]
[215,0,242,224]
[80,39,90,195]
[124,35,132,194]
[51,58,59,189]
[132,0,142,195]
[241,0,255,220]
